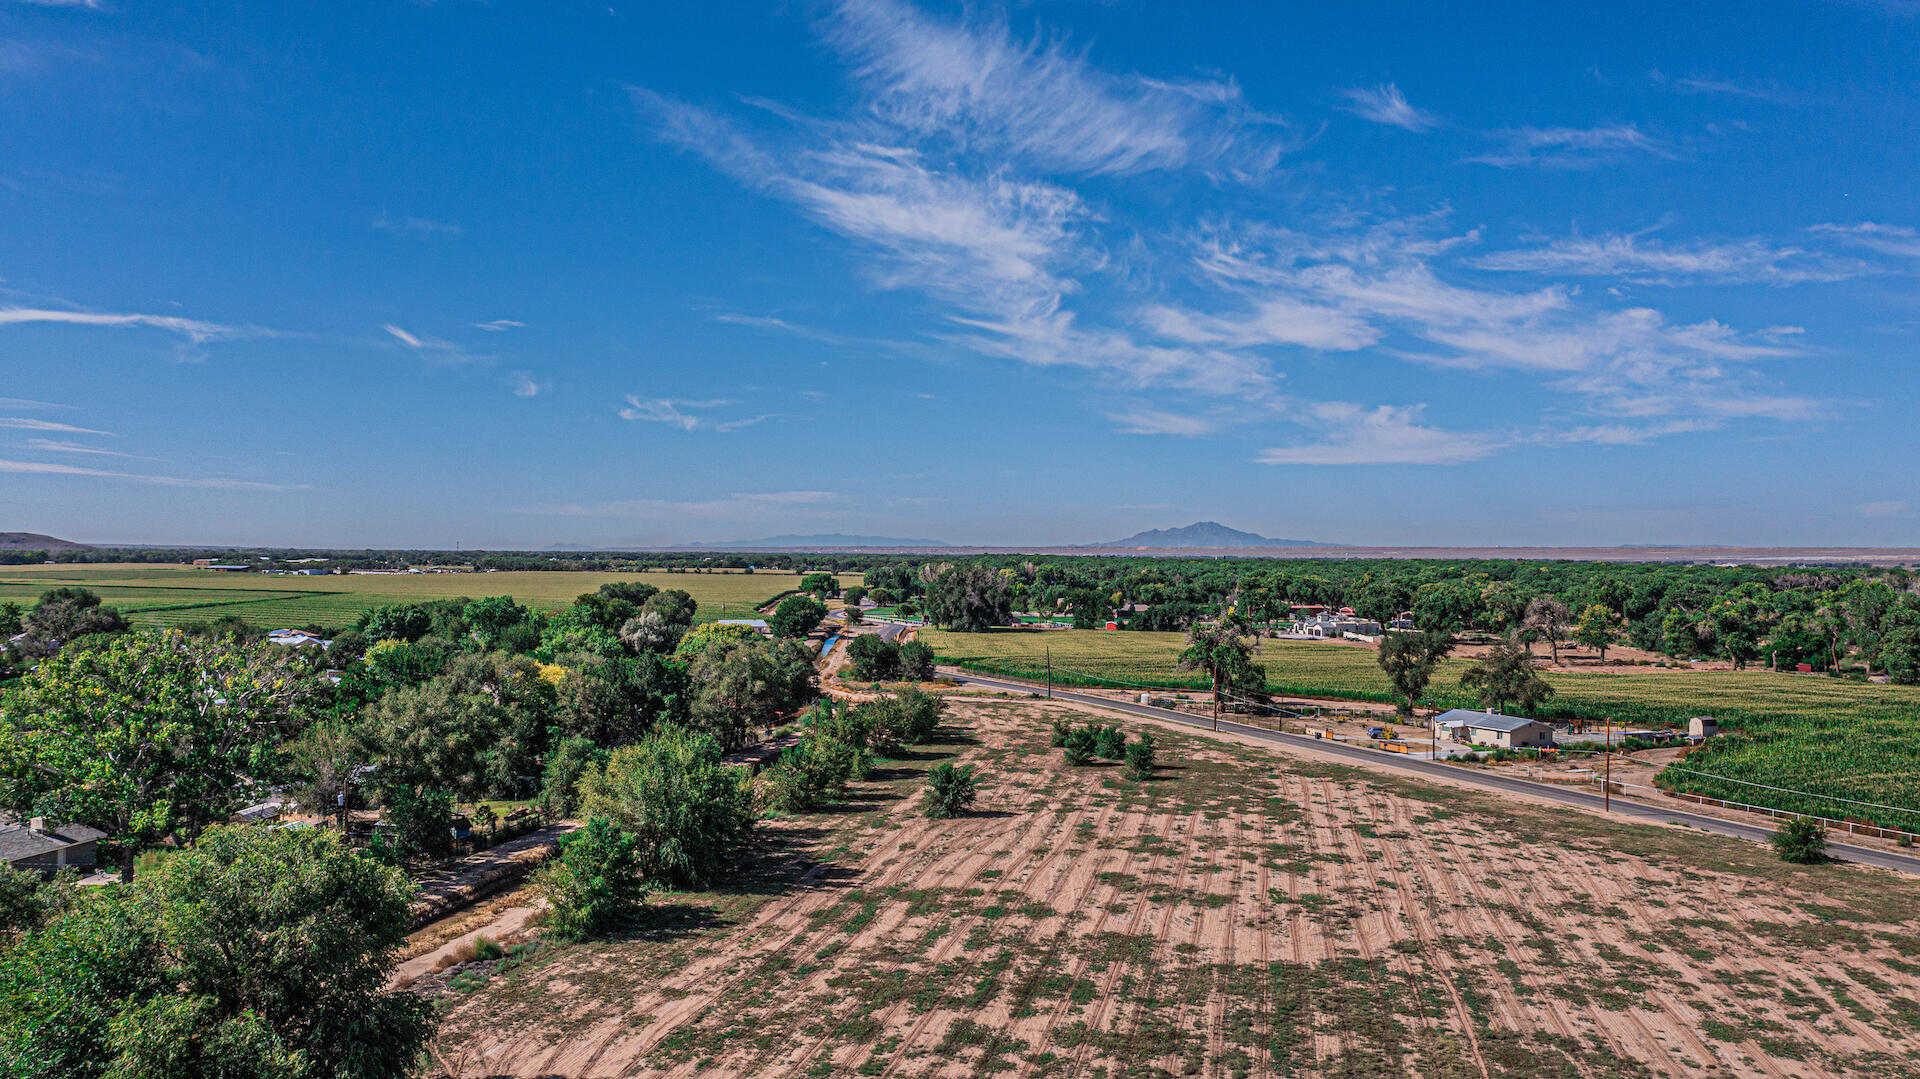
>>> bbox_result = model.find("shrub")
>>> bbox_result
[381,786,455,864]
[760,734,869,813]
[538,817,649,941]
[1123,733,1156,780]
[922,763,978,819]
[578,728,754,889]
[897,640,937,681]
[847,634,901,680]
[540,735,605,818]
[1062,725,1097,766]
[1771,816,1829,864]
[1049,718,1072,748]
[1092,724,1127,761]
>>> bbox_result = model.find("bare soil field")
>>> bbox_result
[429,698,1920,1079]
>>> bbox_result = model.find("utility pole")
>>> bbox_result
[1212,675,1221,731]
[1046,645,1053,699]
[1604,715,1612,812]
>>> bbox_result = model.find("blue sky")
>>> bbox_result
[2,0,1917,548]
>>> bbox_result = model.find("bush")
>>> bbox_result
[1093,724,1127,761]
[922,763,977,819]
[760,734,869,813]
[538,817,649,941]
[847,634,901,681]
[381,786,455,864]
[1062,725,1097,766]
[1049,718,1072,748]
[898,640,936,681]
[1123,733,1156,780]
[541,735,605,818]
[1771,816,1829,864]
[578,728,754,889]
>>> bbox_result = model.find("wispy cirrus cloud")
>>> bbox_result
[0,306,243,344]
[0,416,110,434]
[1108,409,1218,437]
[1256,403,1501,466]
[618,394,774,432]
[1473,230,1865,285]
[0,457,304,490]
[1858,499,1910,519]
[1337,83,1438,131]
[22,438,153,459]
[383,323,482,365]
[472,319,524,332]
[1809,222,1920,259]
[373,212,462,236]
[818,0,1286,177]
[1469,124,1671,169]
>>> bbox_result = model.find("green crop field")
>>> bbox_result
[0,564,840,630]
[926,627,1920,832]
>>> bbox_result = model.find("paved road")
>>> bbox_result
[942,668,1920,877]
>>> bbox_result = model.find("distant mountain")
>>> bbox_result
[1093,522,1326,548]
[0,531,92,551]
[693,533,952,548]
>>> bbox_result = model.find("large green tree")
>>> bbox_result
[0,825,432,1079]
[0,631,306,880]
[1177,618,1264,729]
[1376,630,1453,718]
[1458,637,1555,715]
[362,651,556,800]
[925,564,1013,632]
[578,728,754,888]
[770,594,829,639]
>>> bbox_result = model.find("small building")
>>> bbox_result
[0,818,105,875]
[1688,716,1718,739]
[715,618,771,635]
[268,628,331,648]
[1436,708,1555,749]
[191,558,217,567]
[205,564,251,572]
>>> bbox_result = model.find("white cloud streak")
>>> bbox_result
[1473,231,1865,285]
[1108,409,1217,437]
[1470,124,1671,169]
[0,306,241,344]
[0,458,304,490]
[819,0,1285,176]
[1337,83,1438,131]
[0,416,110,434]
[1809,222,1920,259]
[372,212,463,236]
[1256,403,1500,466]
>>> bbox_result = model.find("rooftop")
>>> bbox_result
[0,821,107,863]
[1434,708,1545,733]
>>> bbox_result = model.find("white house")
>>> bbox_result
[1436,708,1555,749]
[267,628,331,648]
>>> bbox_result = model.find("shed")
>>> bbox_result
[1688,716,1718,739]
[0,818,105,875]
[1435,708,1555,749]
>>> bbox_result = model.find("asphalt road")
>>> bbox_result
[942,668,1920,878]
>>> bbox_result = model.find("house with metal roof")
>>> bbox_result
[1435,708,1555,749]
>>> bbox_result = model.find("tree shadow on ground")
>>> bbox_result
[608,901,732,943]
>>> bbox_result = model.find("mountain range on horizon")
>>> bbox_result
[1093,522,1328,548]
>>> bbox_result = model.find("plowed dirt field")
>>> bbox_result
[429,696,1920,1079]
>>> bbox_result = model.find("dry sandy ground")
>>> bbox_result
[428,698,1920,1079]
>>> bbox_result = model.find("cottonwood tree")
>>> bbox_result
[1376,629,1453,718]
[1459,637,1555,715]
[1177,618,1264,730]
[0,825,433,1079]
[578,728,754,888]
[0,631,307,881]
[924,564,1013,632]
[1574,604,1624,663]
[1523,596,1572,665]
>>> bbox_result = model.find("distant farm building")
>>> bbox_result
[268,628,331,648]
[715,618,772,635]
[1689,716,1718,739]
[1437,709,1555,749]
[1286,612,1384,639]
[203,563,251,572]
